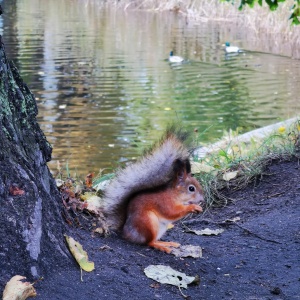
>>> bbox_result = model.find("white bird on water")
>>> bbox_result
[224,42,243,53]
[169,51,184,63]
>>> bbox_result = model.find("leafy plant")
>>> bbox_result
[194,121,300,207]
[222,0,300,25]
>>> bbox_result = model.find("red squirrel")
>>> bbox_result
[102,127,204,253]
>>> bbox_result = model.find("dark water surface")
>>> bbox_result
[1,0,300,174]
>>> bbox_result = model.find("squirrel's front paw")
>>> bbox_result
[190,204,203,213]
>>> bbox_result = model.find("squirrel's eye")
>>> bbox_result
[188,185,195,192]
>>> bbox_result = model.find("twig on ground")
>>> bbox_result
[184,218,282,244]
[230,221,282,244]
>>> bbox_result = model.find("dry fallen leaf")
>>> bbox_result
[144,265,197,289]
[188,228,224,236]
[65,235,95,272]
[150,282,160,289]
[99,245,112,251]
[55,179,64,188]
[171,245,202,258]
[74,184,83,195]
[2,275,36,300]
[9,186,25,196]
[94,227,104,235]
[85,173,94,188]
[226,217,241,223]
[222,171,238,181]
[85,195,102,214]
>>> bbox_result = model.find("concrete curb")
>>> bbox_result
[195,116,299,158]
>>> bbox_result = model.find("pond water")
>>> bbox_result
[1,0,300,175]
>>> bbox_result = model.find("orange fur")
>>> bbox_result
[103,128,204,253]
[122,170,203,253]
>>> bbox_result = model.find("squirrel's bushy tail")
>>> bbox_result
[102,126,194,230]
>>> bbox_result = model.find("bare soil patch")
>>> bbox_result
[28,159,300,299]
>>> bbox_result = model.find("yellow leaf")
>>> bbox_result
[191,161,215,174]
[222,171,238,181]
[167,223,174,230]
[86,195,102,206]
[80,192,94,202]
[85,195,102,214]
[231,145,240,153]
[3,275,36,300]
[65,235,95,272]
[278,126,286,134]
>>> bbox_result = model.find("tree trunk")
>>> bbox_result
[0,6,70,288]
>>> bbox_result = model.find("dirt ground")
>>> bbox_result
[34,159,299,300]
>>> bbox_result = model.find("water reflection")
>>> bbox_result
[0,0,300,174]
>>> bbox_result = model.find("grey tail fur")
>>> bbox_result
[102,126,194,230]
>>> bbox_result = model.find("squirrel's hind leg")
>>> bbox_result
[145,212,181,253]
[123,210,180,253]
[123,210,161,245]
[148,241,180,253]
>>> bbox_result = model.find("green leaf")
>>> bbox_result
[218,149,228,157]
[265,0,279,11]
[247,0,256,8]
[289,6,300,25]
[238,0,246,10]
[223,0,300,25]
[292,16,300,25]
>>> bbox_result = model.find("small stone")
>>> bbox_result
[270,287,281,295]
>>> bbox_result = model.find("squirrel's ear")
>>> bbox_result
[184,159,191,174]
[173,159,189,182]
[173,158,191,173]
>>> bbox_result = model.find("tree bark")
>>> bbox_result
[0,6,70,288]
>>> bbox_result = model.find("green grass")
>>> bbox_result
[194,122,300,207]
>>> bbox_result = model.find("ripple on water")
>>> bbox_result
[1,2,300,173]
